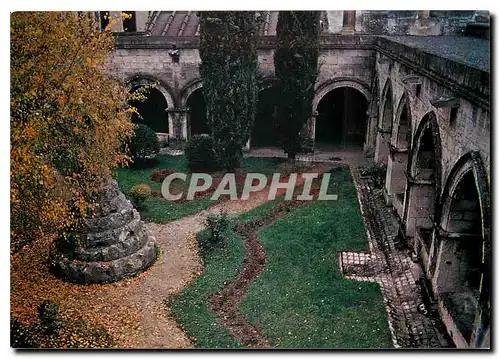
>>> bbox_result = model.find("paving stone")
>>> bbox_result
[337,167,452,348]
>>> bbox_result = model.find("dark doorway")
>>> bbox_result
[315,87,368,149]
[130,87,169,133]
[187,88,210,136]
[251,86,281,147]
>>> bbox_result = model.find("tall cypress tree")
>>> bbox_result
[198,12,259,170]
[274,11,320,162]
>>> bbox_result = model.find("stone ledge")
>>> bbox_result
[51,235,157,284]
[85,206,135,233]
[74,225,151,262]
[79,211,142,248]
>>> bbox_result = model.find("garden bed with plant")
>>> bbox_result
[115,154,295,223]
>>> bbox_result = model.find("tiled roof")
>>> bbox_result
[145,11,328,38]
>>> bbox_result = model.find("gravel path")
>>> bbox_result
[11,153,361,349]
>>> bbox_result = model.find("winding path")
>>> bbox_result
[12,150,355,349]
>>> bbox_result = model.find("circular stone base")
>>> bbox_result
[50,234,157,284]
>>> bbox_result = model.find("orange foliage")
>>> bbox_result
[10,12,135,252]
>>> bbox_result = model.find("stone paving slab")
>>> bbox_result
[343,168,453,348]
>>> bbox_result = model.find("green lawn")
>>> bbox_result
[167,167,393,348]
[114,155,285,223]
[239,167,393,348]
[166,194,289,348]
[166,225,246,348]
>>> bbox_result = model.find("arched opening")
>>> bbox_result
[130,86,169,133]
[315,87,368,149]
[386,95,411,216]
[375,81,393,163]
[396,102,411,149]
[251,85,281,148]
[403,113,441,255]
[434,168,485,346]
[364,74,380,156]
[186,87,209,137]
[415,128,436,180]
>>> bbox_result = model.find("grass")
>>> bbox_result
[114,155,285,223]
[239,167,393,348]
[166,219,260,348]
[167,166,392,348]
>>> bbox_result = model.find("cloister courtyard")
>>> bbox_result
[10,10,490,350]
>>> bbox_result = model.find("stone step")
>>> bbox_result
[79,210,142,248]
[51,234,157,284]
[85,205,135,233]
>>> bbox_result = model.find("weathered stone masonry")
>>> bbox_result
[104,10,490,348]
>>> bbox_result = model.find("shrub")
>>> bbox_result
[10,315,114,348]
[185,134,218,172]
[37,300,60,334]
[150,169,176,183]
[129,123,160,162]
[129,184,151,208]
[199,210,230,250]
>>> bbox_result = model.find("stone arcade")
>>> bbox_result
[100,10,490,348]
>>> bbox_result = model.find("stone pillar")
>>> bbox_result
[404,177,436,239]
[363,108,378,157]
[307,111,317,142]
[385,146,409,214]
[166,107,188,149]
[341,11,356,34]
[374,127,391,164]
[50,180,157,284]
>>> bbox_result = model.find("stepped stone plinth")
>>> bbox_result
[50,180,157,284]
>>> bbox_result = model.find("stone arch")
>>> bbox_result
[392,92,412,148]
[374,78,393,163]
[432,151,490,347]
[125,74,177,109]
[379,78,394,132]
[126,75,175,136]
[402,111,442,248]
[314,81,369,148]
[438,152,490,238]
[179,78,203,109]
[179,79,208,138]
[408,111,442,187]
[385,91,412,215]
[312,77,371,114]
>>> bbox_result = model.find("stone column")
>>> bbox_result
[363,108,378,157]
[374,126,391,164]
[341,11,356,34]
[166,107,188,149]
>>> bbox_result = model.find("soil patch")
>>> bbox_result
[209,199,311,347]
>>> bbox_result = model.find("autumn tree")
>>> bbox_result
[10,12,135,252]
[198,11,259,170]
[274,11,320,163]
